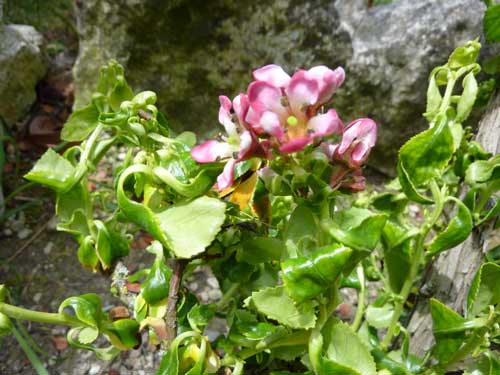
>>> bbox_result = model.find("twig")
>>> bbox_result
[4,216,52,262]
[165,258,188,347]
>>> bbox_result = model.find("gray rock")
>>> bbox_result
[0,24,47,126]
[73,0,485,171]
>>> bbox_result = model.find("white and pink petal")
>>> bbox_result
[252,64,291,88]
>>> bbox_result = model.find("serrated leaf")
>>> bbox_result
[321,319,377,375]
[365,305,394,329]
[246,286,316,329]
[281,244,353,303]
[424,73,442,122]
[61,103,100,141]
[467,262,500,317]
[237,237,285,265]
[397,161,434,204]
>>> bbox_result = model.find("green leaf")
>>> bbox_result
[153,166,217,198]
[117,165,226,258]
[424,73,442,122]
[236,237,285,265]
[77,236,99,270]
[322,207,387,251]
[465,352,500,375]
[157,342,179,375]
[141,257,172,305]
[430,298,466,363]
[465,157,500,185]
[456,72,478,123]
[365,305,394,329]
[321,319,377,375]
[484,4,500,43]
[398,115,454,187]
[66,327,120,360]
[281,244,353,303]
[246,286,316,329]
[397,161,434,204]
[61,103,100,141]
[155,196,226,258]
[447,40,481,69]
[285,204,319,255]
[78,327,99,344]
[187,304,216,333]
[427,198,473,256]
[24,149,76,192]
[109,77,133,112]
[467,262,500,317]
[58,293,104,327]
[104,319,140,349]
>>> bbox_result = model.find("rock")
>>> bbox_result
[73,0,485,171]
[0,24,47,127]
[17,227,32,240]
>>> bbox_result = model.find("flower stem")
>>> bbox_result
[351,265,366,332]
[216,283,240,310]
[382,180,444,347]
[0,303,81,327]
[165,258,188,347]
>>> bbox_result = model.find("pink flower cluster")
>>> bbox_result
[191,64,377,191]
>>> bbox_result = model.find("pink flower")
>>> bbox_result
[191,95,263,191]
[334,118,377,168]
[245,64,345,154]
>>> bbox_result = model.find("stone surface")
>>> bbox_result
[0,24,47,126]
[73,0,485,171]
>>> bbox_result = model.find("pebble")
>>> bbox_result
[206,277,219,289]
[88,363,100,375]
[118,152,126,161]
[17,228,32,240]
[189,282,198,291]
[3,228,12,236]
[33,292,42,303]
[44,242,54,255]
[207,289,222,301]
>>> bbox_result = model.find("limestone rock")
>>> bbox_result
[73,0,485,171]
[0,24,47,126]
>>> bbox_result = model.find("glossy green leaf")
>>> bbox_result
[157,342,179,375]
[281,244,353,303]
[484,4,500,43]
[77,236,99,270]
[447,39,481,69]
[24,149,76,192]
[465,352,500,375]
[397,161,434,204]
[109,77,133,112]
[117,165,226,258]
[321,319,377,375]
[398,115,454,187]
[427,198,473,256]
[187,304,216,333]
[467,262,500,317]
[365,304,394,329]
[236,237,285,265]
[66,327,120,360]
[78,326,99,344]
[430,298,466,363]
[104,319,140,349]
[153,166,217,198]
[58,293,104,328]
[155,196,226,258]
[322,207,386,251]
[465,157,500,185]
[246,286,316,329]
[61,102,100,141]
[142,257,172,305]
[285,204,319,255]
[0,312,13,337]
[456,72,478,123]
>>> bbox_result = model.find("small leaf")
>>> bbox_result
[58,294,104,327]
[321,319,377,375]
[427,198,473,256]
[78,327,99,344]
[398,115,454,187]
[105,319,140,349]
[246,286,316,329]
[467,262,500,317]
[24,149,76,192]
[157,342,180,375]
[424,73,442,122]
[456,72,478,123]
[397,161,434,204]
[465,157,500,185]
[141,257,172,305]
[281,244,353,303]
[61,103,100,141]
[365,305,394,329]
[187,304,216,333]
[447,40,481,69]
[285,204,319,253]
[484,4,500,43]
[237,237,285,265]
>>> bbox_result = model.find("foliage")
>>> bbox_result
[0,40,499,375]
